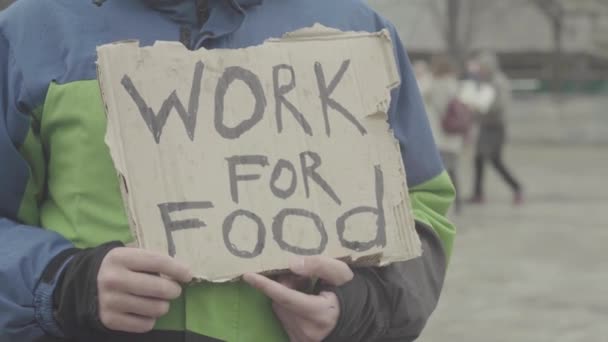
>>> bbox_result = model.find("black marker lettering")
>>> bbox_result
[314,60,367,137]
[336,166,386,252]
[215,66,266,139]
[223,209,266,259]
[122,61,204,143]
[158,201,214,257]
[273,64,312,136]
[272,208,328,255]
[226,155,269,204]
[269,159,298,199]
[300,151,341,205]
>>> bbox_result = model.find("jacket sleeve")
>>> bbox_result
[326,24,456,342]
[0,25,75,340]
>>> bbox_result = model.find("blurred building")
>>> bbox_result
[368,0,608,91]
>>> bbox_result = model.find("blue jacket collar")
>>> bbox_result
[141,0,262,26]
[233,0,263,7]
[142,0,262,10]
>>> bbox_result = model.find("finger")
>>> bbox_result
[111,248,193,283]
[124,272,183,300]
[272,303,302,342]
[289,256,353,286]
[100,269,182,300]
[317,291,341,326]
[243,273,324,317]
[103,292,171,318]
[100,312,156,333]
[319,291,340,311]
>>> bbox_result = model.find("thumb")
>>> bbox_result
[289,256,354,287]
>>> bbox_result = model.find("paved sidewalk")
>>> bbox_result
[509,95,608,146]
[419,144,608,342]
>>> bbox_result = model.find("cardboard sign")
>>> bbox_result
[97,25,421,282]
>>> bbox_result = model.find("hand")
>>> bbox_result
[97,248,193,333]
[243,256,354,342]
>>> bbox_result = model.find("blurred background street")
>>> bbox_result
[420,142,607,342]
[367,0,607,341]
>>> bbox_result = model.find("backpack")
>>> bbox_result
[441,98,473,135]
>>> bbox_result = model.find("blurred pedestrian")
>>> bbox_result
[467,52,523,205]
[425,55,466,213]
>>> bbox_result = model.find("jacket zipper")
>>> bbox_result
[181,0,211,50]
[180,26,193,50]
[196,0,211,26]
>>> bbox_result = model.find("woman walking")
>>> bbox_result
[468,52,523,205]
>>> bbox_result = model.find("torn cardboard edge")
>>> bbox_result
[97,24,421,282]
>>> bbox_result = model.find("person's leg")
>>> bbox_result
[471,153,485,202]
[490,149,523,203]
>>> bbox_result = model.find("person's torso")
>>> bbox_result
[427,77,462,153]
[1,1,389,340]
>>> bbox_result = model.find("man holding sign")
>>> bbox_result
[0,0,456,341]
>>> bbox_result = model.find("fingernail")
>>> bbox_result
[289,258,305,272]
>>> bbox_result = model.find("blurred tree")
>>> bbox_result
[531,0,608,91]
[428,0,501,70]
[530,0,565,92]
[0,0,13,11]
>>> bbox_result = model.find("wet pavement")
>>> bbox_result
[419,144,608,342]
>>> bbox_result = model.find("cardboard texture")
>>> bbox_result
[97,25,421,282]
